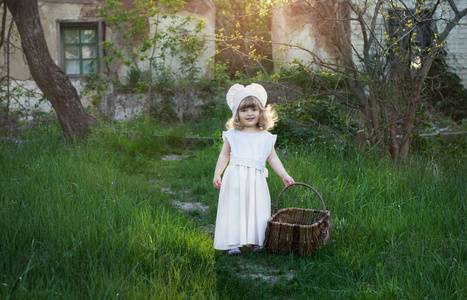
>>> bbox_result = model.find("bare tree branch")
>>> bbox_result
[446,0,460,16]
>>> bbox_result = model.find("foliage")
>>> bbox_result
[120,67,151,91]
[0,81,49,135]
[425,50,467,122]
[214,0,274,78]
[412,131,467,159]
[81,69,116,112]
[274,66,318,91]
[215,0,467,160]
[272,97,358,148]
[194,60,233,93]
[274,66,352,98]
[150,97,179,123]
[95,0,208,92]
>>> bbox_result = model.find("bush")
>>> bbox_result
[425,51,467,122]
[272,98,358,148]
[120,67,151,92]
[276,66,349,95]
[411,132,467,159]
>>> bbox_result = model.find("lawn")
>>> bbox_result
[1,118,465,299]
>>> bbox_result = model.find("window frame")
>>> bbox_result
[57,20,104,77]
[387,9,435,60]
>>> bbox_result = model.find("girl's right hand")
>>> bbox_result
[213,175,222,189]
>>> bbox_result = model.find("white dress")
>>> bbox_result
[214,129,277,250]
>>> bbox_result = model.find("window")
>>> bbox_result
[387,9,435,62]
[58,22,103,75]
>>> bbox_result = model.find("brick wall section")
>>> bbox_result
[443,0,467,86]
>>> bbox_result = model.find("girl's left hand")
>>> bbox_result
[282,174,294,186]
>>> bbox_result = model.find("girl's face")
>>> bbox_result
[238,106,260,129]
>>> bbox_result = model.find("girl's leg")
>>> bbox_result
[252,245,265,253]
[228,248,241,256]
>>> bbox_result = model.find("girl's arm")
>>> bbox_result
[213,139,231,189]
[268,147,294,186]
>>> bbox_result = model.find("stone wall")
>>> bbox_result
[7,79,221,121]
[6,79,305,122]
[102,87,217,121]
[100,82,304,121]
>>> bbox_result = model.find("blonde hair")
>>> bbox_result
[226,96,277,131]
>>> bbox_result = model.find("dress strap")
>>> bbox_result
[229,156,268,177]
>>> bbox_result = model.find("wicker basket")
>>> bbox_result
[263,183,331,256]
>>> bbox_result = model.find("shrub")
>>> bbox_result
[425,51,467,122]
[272,98,358,148]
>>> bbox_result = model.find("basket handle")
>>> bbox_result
[274,182,326,214]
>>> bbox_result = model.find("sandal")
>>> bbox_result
[252,246,265,254]
[228,248,241,256]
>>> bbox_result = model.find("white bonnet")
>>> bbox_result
[226,83,268,116]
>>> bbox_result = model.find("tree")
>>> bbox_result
[273,0,467,159]
[215,0,466,159]
[89,0,208,116]
[96,0,207,85]
[2,0,89,139]
[214,0,274,77]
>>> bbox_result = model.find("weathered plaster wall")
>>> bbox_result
[9,79,220,121]
[273,0,467,87]
[112,0,216,81]
[104,87,214,120]
[7,79,78,115]
[174,0,217,77]
[4,2,98,80]
[271,1,342,70]
[3,0,216,120]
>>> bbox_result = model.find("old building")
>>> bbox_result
[2,0,216,119]
[271,0,467,86]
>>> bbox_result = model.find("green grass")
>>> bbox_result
[162,135,467,299]
[0,121,216,299]
[1,118,466,299]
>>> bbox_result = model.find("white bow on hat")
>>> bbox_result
[226,83,268,116]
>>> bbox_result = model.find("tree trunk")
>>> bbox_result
[399,88,419,160]
[389,89,399,158]
[5,0,89,139]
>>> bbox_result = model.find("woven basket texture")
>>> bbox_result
[263,183,331,256]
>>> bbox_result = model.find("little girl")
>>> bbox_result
[213,83,294,256]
